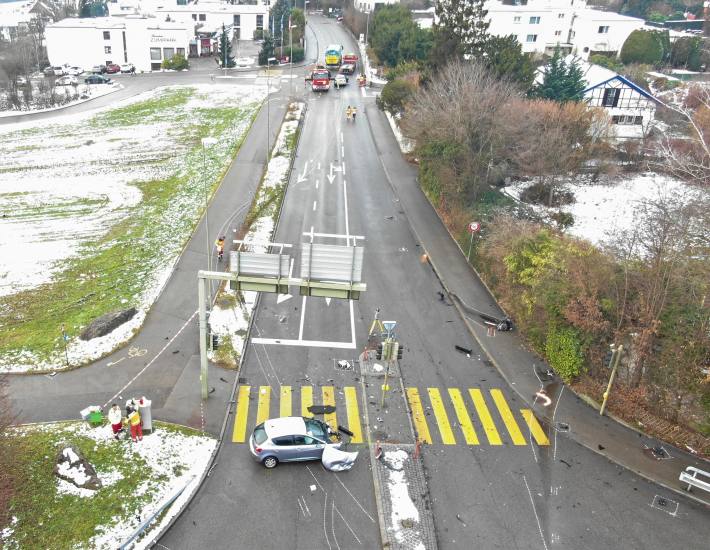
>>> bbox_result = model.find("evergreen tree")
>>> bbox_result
[532,48,585,102]
[258,33,276,66]
[482,35,535,91]
[218,24,235,68]
[433,0,490,59]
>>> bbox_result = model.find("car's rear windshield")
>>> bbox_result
[253,424,268,445]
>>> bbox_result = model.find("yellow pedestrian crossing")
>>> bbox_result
[231,384,550,448]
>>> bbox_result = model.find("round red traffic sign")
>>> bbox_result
[467,222,481,234]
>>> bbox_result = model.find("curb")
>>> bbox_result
[371,105,710,510]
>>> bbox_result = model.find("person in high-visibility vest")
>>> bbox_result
[128,407,143,442]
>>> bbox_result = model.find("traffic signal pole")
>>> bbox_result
[600,344,623,416]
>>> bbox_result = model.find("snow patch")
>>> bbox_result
[383,450,424,548]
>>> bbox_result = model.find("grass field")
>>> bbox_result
[1,421,216,550]
[0,85,265,372]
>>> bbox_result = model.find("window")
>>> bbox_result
[104,46,112,54]
[293,435,317,445]
[612,115,643,125]
[163,47,175,60]
[198,13,206,21]
[177,47,185,57]
[634,115,643,124]
[526,34,538,42]
[558,12,564,18]
[271,436,294,446]
[554,30,561,36]
[529,16,540,24]
[150,47,161,60]
[602,88,620,107]
[256,14,263,29]
[192,13,197,20]
[598,25,609,33]
[513,16,521,23]
[103,31,110,40]
[233,14,240,26]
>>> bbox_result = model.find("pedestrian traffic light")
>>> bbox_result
[604,349,614,369]
[397,342,403,361]
[376,343,383,360]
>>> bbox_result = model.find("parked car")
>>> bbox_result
[16,76,28,86]
[85,74,112,84]
[120,63,135,73]
[91,65,107,74]
[48,66,65,76]
[55,75,78,86]
[65,66,84,76]
[105,63,121,74]
[249,417,342,469]
[333,73,348,88]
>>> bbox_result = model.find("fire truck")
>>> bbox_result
[306,65,331,92]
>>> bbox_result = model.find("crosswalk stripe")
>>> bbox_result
[301,386,313,418]
[469,389,502,445]
[280,386,292,418]
[344,387,363,443]
[256,386,271,426]
[232,385,251,443]
[428,388,456,444]
[490,389,526,445]
[448,388,479,445]
[405,388,432,444]
[322,386,337,431]
[520,409,550,446]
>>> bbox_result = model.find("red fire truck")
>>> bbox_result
[307,65,331,92]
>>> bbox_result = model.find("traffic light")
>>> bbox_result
[604,348,614,369]
[376,343,383,360]
[397,343,403,360]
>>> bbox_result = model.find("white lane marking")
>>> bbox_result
[298,296,307,340]
[334,503,363,545]
[360,86,366,97]
[333,472,376,523]
[343,180,350,245]
[552,385,564,462]
[349,299,356,347]
[251,337,357,349]
[318,162,321,170]
[313,200,317,211]
[341,145,345,157]
[106,356,126,367]
[316,180,319,189]
[103,310,197,408]
[342,161,346,175]
[301,231,365,240]
[523,475,550,550]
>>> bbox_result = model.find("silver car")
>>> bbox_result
[249,416,342,469]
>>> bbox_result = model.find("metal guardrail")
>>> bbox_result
[118,476,195,550]
[679,466,710,493]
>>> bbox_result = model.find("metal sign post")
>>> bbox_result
[467,221,481,262]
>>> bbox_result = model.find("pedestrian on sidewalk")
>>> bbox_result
[108,403,123,440]
[128,406,143,442]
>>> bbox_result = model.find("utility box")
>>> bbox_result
[138,398,153,433]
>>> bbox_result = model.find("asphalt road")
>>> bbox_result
[4,14,709,550]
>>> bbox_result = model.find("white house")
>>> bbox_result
[537,58,659,139]
[0,0,57,42]
[353,0,399,13]
[156,1,269,43]
[483,0,644,59]
[45,15,193,72]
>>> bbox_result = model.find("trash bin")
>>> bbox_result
[138,397,152,433]
[80,405,103,426]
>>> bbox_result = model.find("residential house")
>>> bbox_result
[483,0,644,59]
[0,0,57,42]
[45,15,193,71]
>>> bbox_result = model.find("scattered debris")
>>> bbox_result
[308,405,336,415]
[455,345,472,355]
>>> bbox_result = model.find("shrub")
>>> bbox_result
[588,54,623,72]
[545,325,584,382]
[161,53,188,71]
[619,30,668,66]
[289,46,305,63]
[378,78,416,115]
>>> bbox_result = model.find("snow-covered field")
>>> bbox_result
[0,84,266,372]
[1,420,216,550]
[0,82,122,118]
[209,102,304,361]
[502,173,704,246]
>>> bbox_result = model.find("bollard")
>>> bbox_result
[413,438,422,459]
[374,440,382,460]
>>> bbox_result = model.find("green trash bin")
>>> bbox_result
[88,410,104,427]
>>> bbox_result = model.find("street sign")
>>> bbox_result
[467,221,481,234]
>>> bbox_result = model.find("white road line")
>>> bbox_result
[341,145,345,157]
[298,296,307,340]
[102,310,197,408]
[349,299,356,347]
[313,200,317,211]
[334,503,362,544]
[343,180,350,246]
[333,473,376,523]
[251,337,357,349]
[316,180,319,189]
[360,86,366,97]
[301,231,365,240]
[523,475,550,550]
[342,161,346,175]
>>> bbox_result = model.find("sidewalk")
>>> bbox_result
[365,102,710,508]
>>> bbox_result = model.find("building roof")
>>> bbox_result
[574,8,644,22]
[156,3,268,14]
[47,14,189,30]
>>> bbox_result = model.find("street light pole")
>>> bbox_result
[289,22,295,97]
[201,137,217,271]
[266,56,276,167]
[365,10,370,45]
[600,344,623,416]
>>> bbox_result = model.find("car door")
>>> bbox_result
[270,435,296,461]
[292,435,325,460]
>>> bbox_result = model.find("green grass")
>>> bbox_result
[0,88,262,368]
[4,421,212,550]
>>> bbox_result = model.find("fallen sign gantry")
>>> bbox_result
[197,239,367,398]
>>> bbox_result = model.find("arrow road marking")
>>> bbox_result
[297,160,309,184]
[325,297,331,306]
[107,356,126,367]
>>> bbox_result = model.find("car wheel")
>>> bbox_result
[262,456,278,469]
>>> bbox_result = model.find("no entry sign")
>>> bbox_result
[467,222,481,234]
